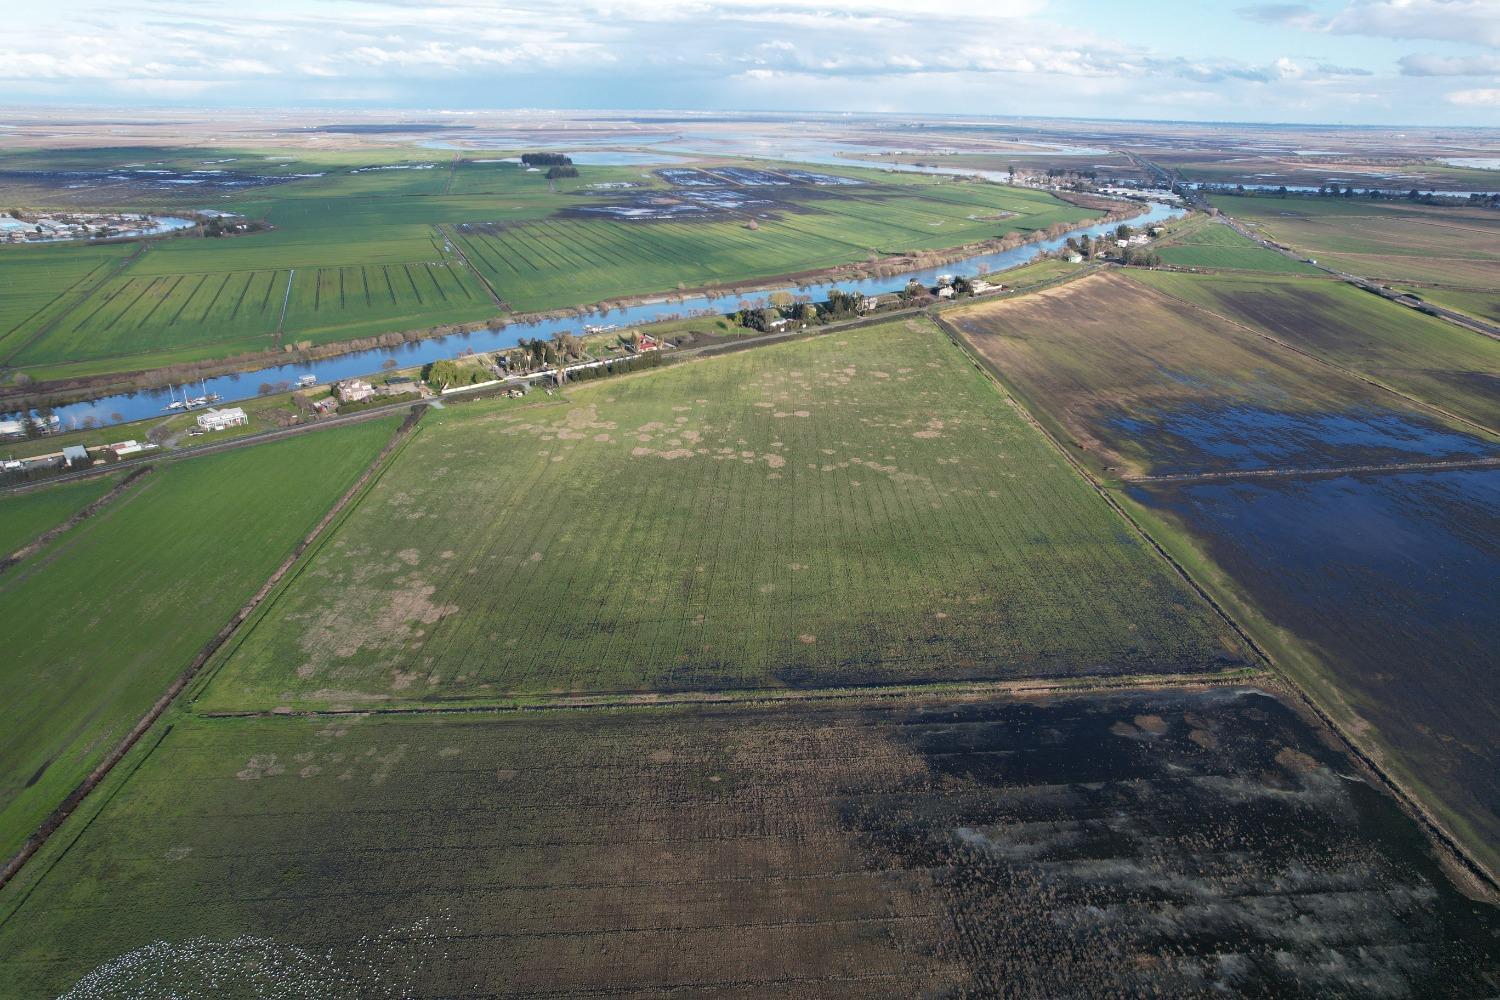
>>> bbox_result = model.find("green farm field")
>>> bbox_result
[1132,270,1500,430]
[1154,220,1321,274]
[0,417,398,861]
[947,271,1500,479]
[197,316,1250,712]
[451,182,1089,313]
[0,150,1098,382]
[0,474,118,557]
[1207,193,1500,288]
[1400,284,1500,327]
[0,243,134,363]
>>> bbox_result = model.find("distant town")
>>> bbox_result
[0,210,197,243]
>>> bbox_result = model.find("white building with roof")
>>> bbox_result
[196,407,248,432]
[336,378,376,403]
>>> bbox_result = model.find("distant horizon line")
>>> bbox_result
[1,104,1497,133]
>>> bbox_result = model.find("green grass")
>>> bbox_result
[455,183,1088,313]
[12,269,286,367]
[1206,194,1500,288]
[0,243,134,363]
[1155,222,1321,274]
[196,316,1250,713]
[986,257,1085,286]
[1,150,1098,380]
[1130,270,1500,430]
[0,475,118,556]
[0,417,398,861]
[1399,285,1500,327]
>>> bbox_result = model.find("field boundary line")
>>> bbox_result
[1123,455,1500,485]
[192,667,1267,719]
[0,465,154,575]
[1214,212,1500,343]
[1127,273,1500,439]
[0,407,427,891]
[934,311,1500,900]
[931,312,1275,670]
[275,268,295,343]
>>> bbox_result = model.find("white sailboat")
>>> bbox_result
[163,385,185,411]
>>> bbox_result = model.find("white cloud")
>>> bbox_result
[1446,86,1500,103]
[1401,52,1500,74]
[1245,0,1500,48]
[0,0,1491,122]
[1326,0,1500,48]
[112,77,226,97]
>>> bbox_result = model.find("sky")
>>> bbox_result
[1,0,1498,125]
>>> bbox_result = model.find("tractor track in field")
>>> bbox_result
[439,224,506,308]
[192,667,1267,720]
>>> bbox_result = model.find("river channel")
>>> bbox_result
[14,200,1180,430]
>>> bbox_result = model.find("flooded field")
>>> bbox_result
[3,688,1496,999]
[949,273,1500,478]
[1133,467,1500,876]
[1110,403,1498,476]
[0,165,317,197]
[569,166,864,220]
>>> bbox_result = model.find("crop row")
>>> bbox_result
[198,316,1250,712]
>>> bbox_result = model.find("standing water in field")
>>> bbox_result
[1131,466,1500,874]
[1109,403,1500,476]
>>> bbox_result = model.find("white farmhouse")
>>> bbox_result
[196,407,248,432]
[336,378,376,403]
